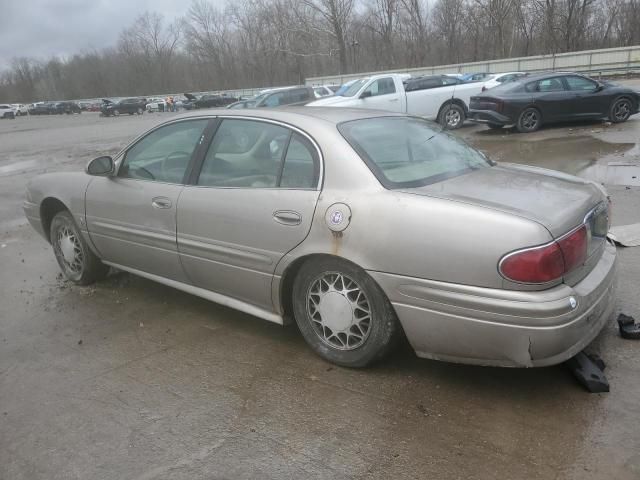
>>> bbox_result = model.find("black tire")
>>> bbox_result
[292,257,401,367]
[438,103,465,129]
[137,107,143,115]
[50,211,109,285]
[114,109,120,116]
[516,107,541,133]
[487,123,503,130]
[610,97,632,123]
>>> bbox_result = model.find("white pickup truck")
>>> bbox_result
[307,73,484,129]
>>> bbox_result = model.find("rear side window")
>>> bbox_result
[197,119,319,189]
[526,78,565,92]
[405,78,440,91]
[339,117,490,189]
[441,76,460,85]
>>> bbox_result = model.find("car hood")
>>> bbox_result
[307,95,357,106]
[400,163,605,238]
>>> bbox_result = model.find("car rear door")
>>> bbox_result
[177,117,322,311]
[85,118,212,281]
[530,77,571,121]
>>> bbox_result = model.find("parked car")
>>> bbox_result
[23,108,616,368]
[184,93,238,109]
[145,98,166,112]
[101,98,146,116]
[87,102,102,112]
[403,74,467,92]
[481,72,527,92]
[29,102,56,115]
[226,86,316,109]
[469,72,640,132]
[461,72,492,82]
[11,104,29,116]
[50,102,82,114]
[77,101,92,111]
[0,104,16,119]
[313,86,335,98]
[308,73,484,129]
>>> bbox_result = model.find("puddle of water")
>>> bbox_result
[468,135,639,186]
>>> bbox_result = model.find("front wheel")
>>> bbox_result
[113,109,120,116]
[610,98,632,123]
[50,211,109,285]
[439,103,465,129]
[516,107,541,133]
[292,257,401,367]
[137,108,143,115]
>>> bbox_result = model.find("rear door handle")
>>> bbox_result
[151,197,172,209]
[273,210,301,226]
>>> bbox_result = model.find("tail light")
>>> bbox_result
[499,225,588,284]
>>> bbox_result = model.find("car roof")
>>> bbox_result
[173,106,405,125]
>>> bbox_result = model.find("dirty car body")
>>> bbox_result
[23,108,616,368]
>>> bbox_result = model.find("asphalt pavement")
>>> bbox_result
[1,105,640,479]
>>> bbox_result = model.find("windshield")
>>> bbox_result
[338,79,368,97]
[338,117,491,188]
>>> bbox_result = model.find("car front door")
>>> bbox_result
[530,77,570,122]
[358,77,403,112]
[177,118,321,311]
[85,118,212,281]
[563,75,608,117]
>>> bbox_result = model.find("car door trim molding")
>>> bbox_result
[179,235,274,266]
[102,261,283,325]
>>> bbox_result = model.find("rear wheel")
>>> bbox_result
[610,98,632,123]
[516,107,541,133]
[292,257,401,367]
[137,107,143,115]
[50,211,109,285]
[439,103,465,129]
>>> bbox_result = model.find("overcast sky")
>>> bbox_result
[0,0,224,66]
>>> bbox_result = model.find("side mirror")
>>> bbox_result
[86,156,114,176]
[359,91,372,99]
[595,82,605,92]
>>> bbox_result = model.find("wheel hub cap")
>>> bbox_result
[60,236,76,263]
[446,110,460,126]
[307,272,372,351]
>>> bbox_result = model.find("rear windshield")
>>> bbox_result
[338,117,491,188]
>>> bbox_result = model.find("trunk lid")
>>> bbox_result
[400,163,605,238]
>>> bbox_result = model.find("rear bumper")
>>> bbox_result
[369,242,617,367]
[469,109,512,125]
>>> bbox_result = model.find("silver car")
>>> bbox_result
[23,108,616,368]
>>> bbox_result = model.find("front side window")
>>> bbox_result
[119,119,209,183]
[339,117,490,189]
[565,75,597,91]
[197,119,318,189]
[362,77,396,97]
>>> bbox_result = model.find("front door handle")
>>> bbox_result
[273,210,301,226]
[151,197,172,209]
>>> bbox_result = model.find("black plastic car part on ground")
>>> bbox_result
[468,72,640,132]
[617,313,640,339]
[101,98,147,117]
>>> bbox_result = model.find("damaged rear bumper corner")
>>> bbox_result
[368,242,617,368]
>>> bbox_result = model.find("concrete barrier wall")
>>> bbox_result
[304,45,640,86]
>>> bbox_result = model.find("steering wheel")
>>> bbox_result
[161,151,190,183]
